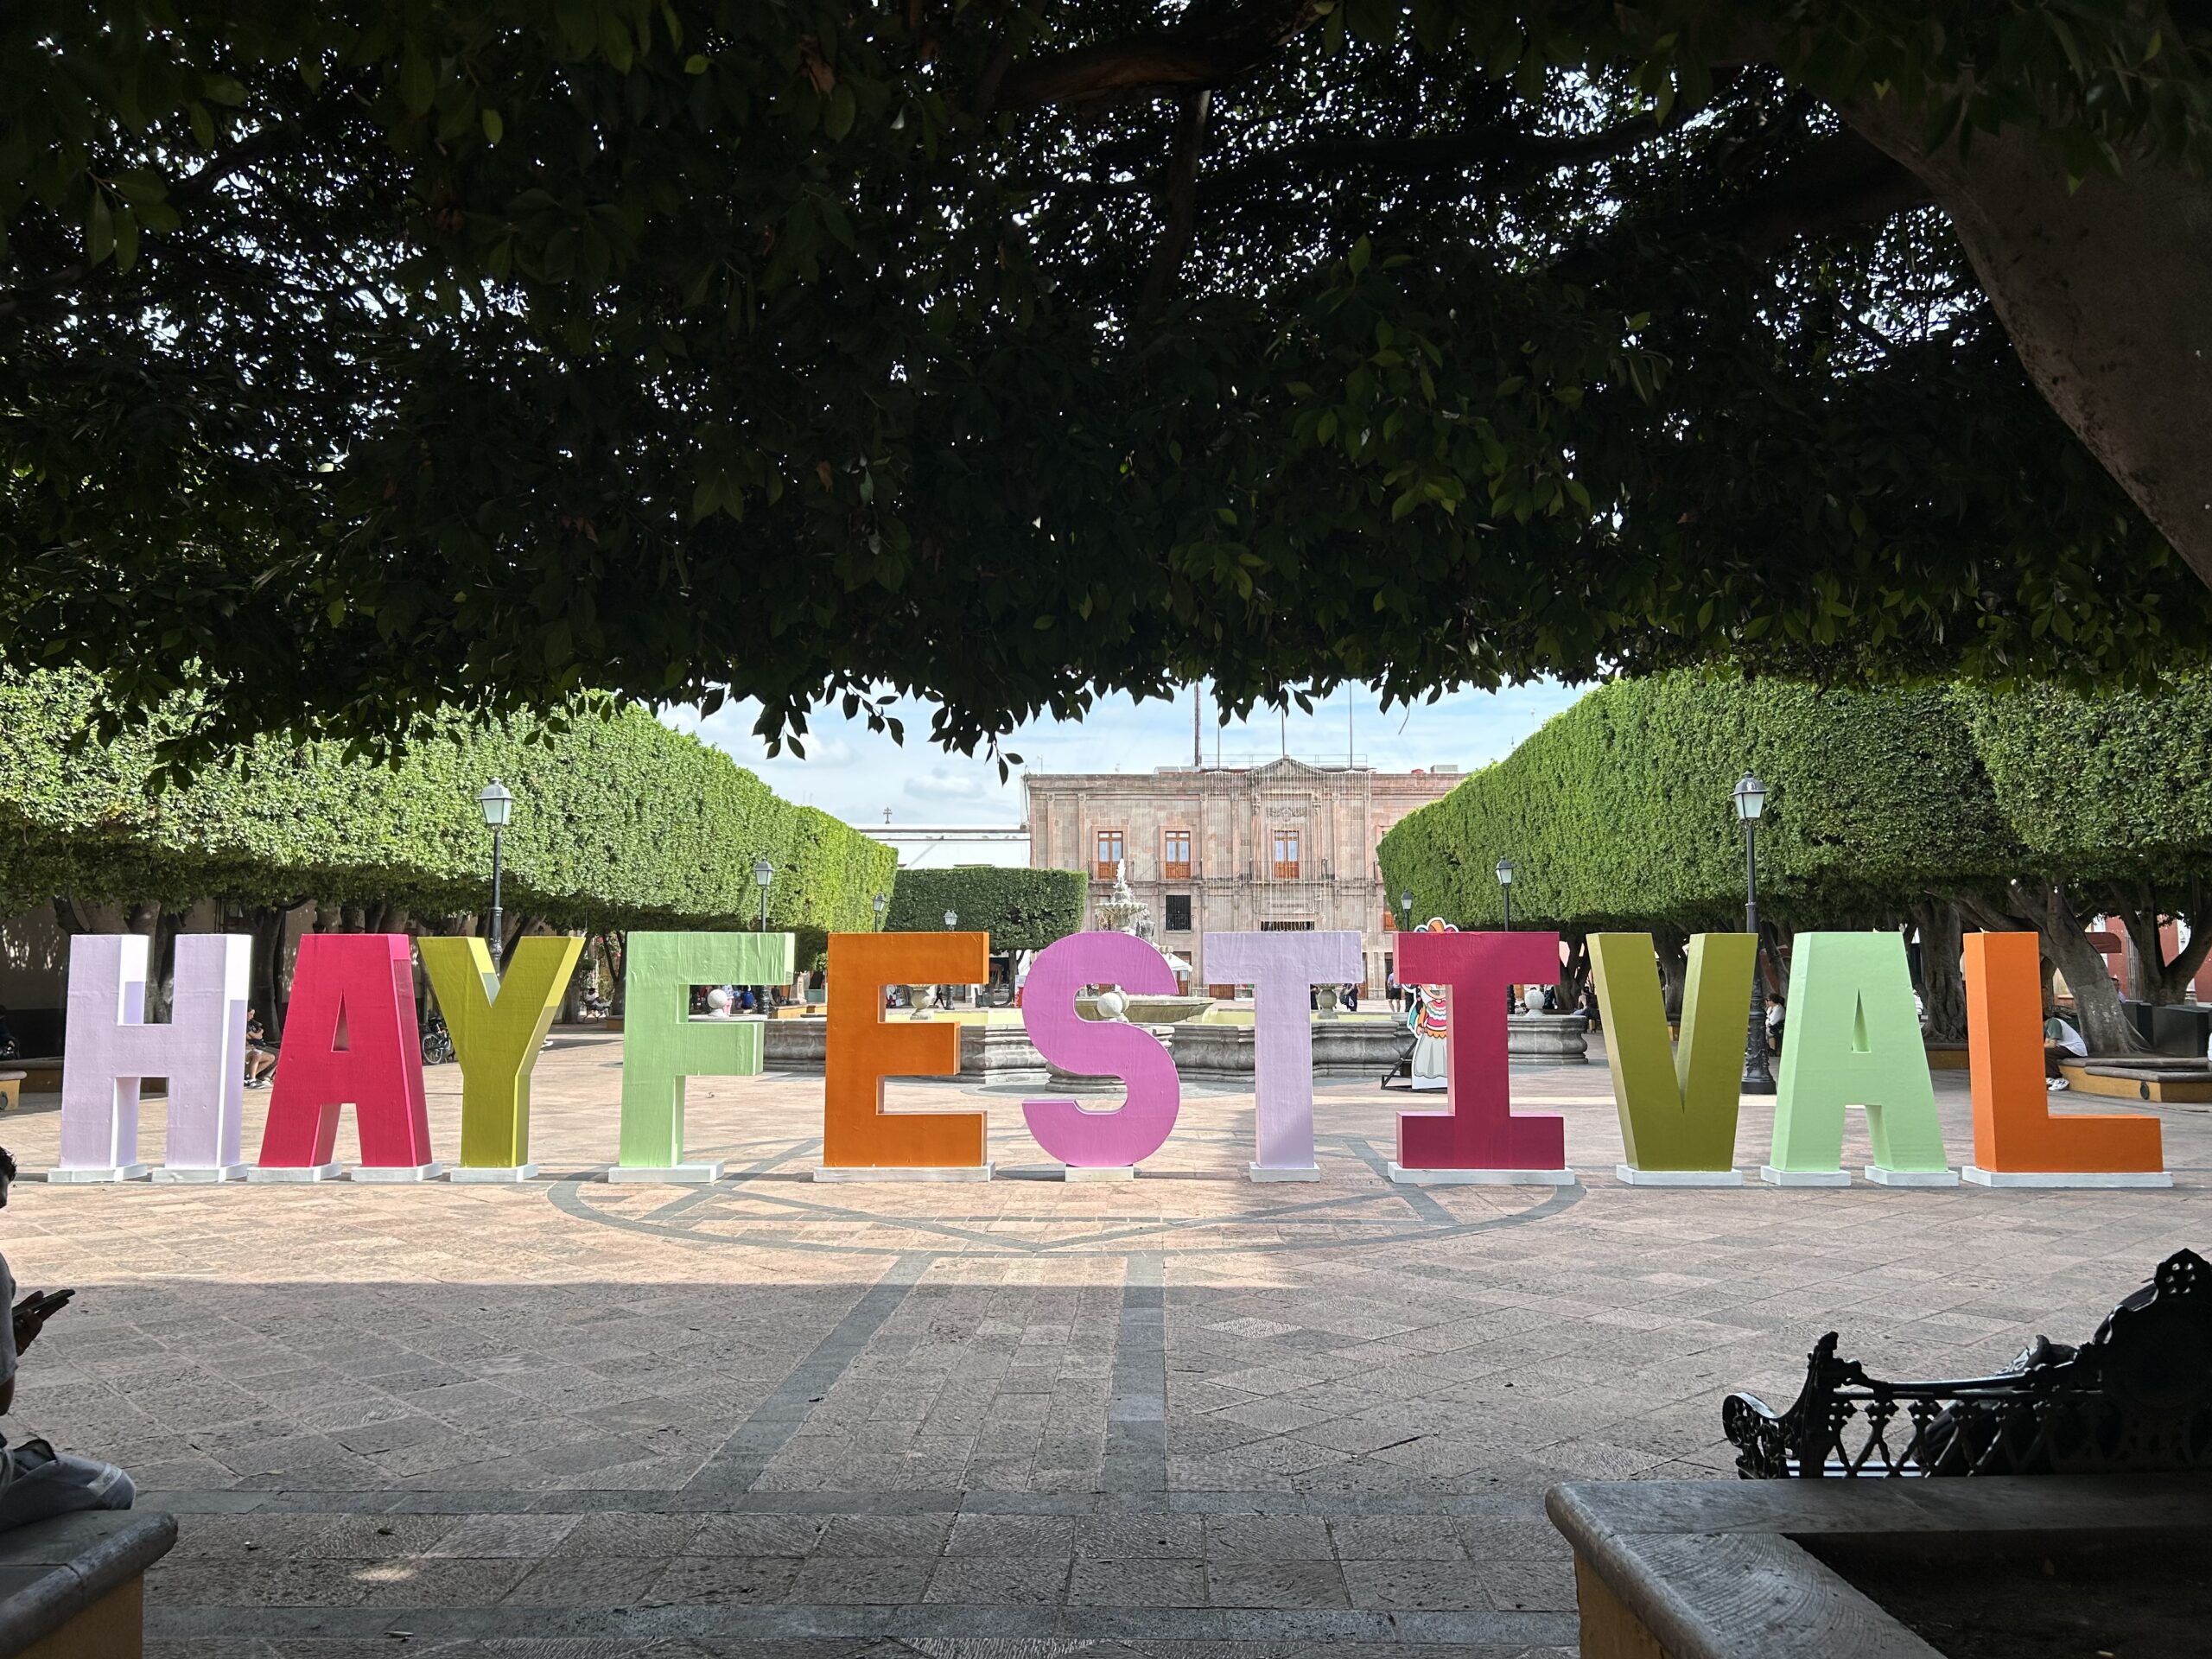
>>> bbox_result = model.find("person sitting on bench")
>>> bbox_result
[0,1147,134,1529]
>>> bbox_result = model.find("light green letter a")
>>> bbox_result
[1770,931,1948,1177]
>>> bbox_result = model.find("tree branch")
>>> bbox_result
[996,3,1319,110]
[1139,90,1211,325]
[1249,113,1662,179]
[1554,129,1931,284]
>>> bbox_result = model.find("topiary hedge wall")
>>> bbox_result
[1378,674,2025,932]
[884,866,1086,951]
[0,671,895,954]
[1949,676,2212,888]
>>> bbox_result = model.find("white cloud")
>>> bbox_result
[905,768,988,802]
[660,679,1594,827]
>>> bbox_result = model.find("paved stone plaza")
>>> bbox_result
[0,1033,2202,1657]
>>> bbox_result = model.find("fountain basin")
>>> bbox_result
[1073,994,1216,1025]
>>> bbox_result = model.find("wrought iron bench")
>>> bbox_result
[1724,1248,2212,1478]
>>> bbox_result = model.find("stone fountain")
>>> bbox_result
[1076,862,1215,1025]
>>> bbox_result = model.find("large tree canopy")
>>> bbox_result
[8,2,2211,766]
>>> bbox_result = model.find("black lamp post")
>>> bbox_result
[943,908,959,1007]
[751,856,774,1011]
[1496,857,1516,931]
[1400,888,1414,930]
[1735,772,1777,1096]
[478,780,512,972]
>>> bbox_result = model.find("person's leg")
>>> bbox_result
[0,1444,134,1531]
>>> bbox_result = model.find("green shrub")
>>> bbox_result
[0,672,895,948]
[1378,675,2022,931]
[884,867,1085,950]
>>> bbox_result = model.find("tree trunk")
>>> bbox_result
[2107,887,2212,1007]
[1968,879,2141,1056]
[1555,931,1590,1013]
[1841,103,2212,587]
[602,931,629,1016]
[1655,930,1689,1021]
[145,906,188,1025]
[121,901,173,1022]
[1910,900,1968,1043]
[1758,918,1795,998]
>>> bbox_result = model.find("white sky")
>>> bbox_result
[663,680,1592,829]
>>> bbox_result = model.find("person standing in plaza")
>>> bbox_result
[0,1147,135,1529]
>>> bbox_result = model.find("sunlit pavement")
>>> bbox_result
[1,1030,2202,1656]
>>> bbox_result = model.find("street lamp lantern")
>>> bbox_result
[478,780,512,972]
[1495,857,1516,931]
[1735,772,1777,1096]
[944,909,959,930]
[873,891,887,926]
[1399,889,1414,926]
[1732,771,1768,823]
[753,856,773,931]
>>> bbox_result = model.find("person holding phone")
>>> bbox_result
[0,1147,134,1529]
[243,1008,276,1090]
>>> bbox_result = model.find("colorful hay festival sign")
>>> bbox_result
[47,926,2171,1191]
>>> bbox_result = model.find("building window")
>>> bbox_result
[1095,829,1126,880]
[1165,894,1192,932]
[1261,919,1315,931]
[1162,828,1192,880]
[1272,827,1301,880]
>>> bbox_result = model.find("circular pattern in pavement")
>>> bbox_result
[544,1131,1586,1261]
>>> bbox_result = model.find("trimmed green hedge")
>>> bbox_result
[0,672,894,952]
[1950,677,2212,887]
[885,867,1086,951]
[1378,675,2024,932]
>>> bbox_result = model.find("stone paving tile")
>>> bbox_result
[0,1038,2202,1653]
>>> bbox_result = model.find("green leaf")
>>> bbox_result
[398,53,435,117]
[86,190,114,265]
[480,107,504,144]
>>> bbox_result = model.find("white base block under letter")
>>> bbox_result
[449,1163,539,1184]
[1963,1166,2173,1189]
[1616,1165,1743,1187]
[1865,1166,1960,1187]
[1061,1166,1135,1182]
[1388,1162,1576,1186]
[248,1162,343,1183]
[47,1164,150,1184]
[1760,1166,1852,1187]
[607,1163,723,1185]
[151,1164,250,1184]
[352,1163,445,1184]
[1249,1164,1320,1183]
[814,1165,993,1183]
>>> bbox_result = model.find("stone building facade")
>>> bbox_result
[1021,759,1463,994]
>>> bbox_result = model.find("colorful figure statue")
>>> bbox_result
[1406,918,1456,1092]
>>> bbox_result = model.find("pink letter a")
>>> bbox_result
[258,935,435,1173]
